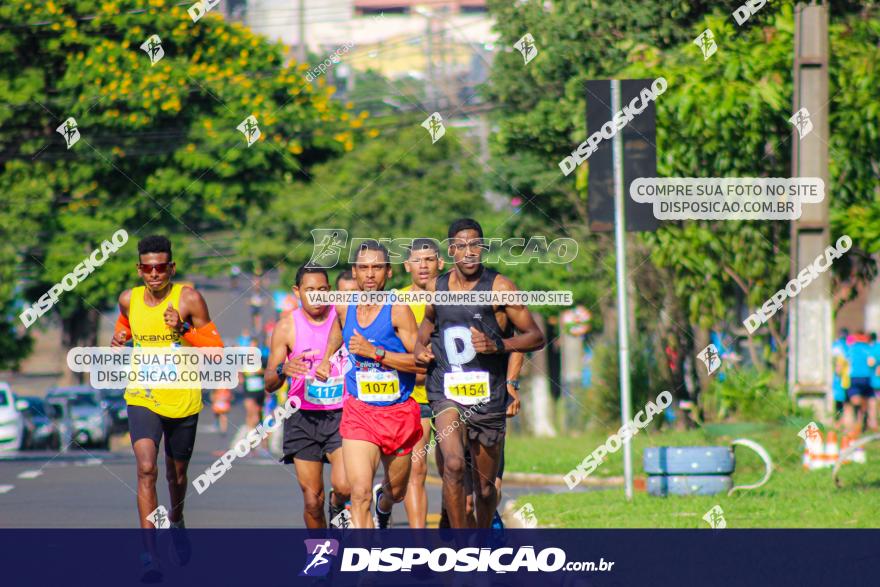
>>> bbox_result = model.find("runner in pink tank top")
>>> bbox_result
[265,266,351,529]
[287,306,346,410]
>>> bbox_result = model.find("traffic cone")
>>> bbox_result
[826,431,839,466]
[807,429,825,470]
[853,436,867,464]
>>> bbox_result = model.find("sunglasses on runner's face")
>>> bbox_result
[138,262,172,274]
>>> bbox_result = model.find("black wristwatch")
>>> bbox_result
[276,362,285,378]
[507,379,520,391]
[179,321,192,335]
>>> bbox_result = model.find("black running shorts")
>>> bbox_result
[128,405,199,461]
[281,409,343,464]
[429,399,507,448]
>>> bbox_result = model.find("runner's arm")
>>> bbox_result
[496,277,545,353]
[414,280,436,365]
[175,287,224,347]
[360,304,425,374]
[314,313,343,382]
[264,316,293,393]
[508,351,524,381]
[506,351,525,417]
[111,290,132,347]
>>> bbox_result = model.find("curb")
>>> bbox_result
[502,472,624,487]
[426,472,625,488]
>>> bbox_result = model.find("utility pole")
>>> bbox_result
[297,0,306,64]
[424,12,436,111]
[788,3,831,417]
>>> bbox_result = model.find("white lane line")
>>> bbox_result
[17,470,43,479]
[0,485,13,494]
[75,458,103,467]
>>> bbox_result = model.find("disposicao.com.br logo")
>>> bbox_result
[336,546,612,573]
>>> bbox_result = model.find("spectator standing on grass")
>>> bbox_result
[832,328,849,426]
[843,330,874,435]
[865,332,880,431]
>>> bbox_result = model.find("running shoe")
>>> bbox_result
[139,551,163,583]
[491,509,504,530]
[168,518,191,566]
[328,491,350,529]
[372,483,392,529]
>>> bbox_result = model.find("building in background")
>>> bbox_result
[241,1,495,112]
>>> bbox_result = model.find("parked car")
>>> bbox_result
[16,396,61,450]
[104,388,128,434]
[46,386,112,449]
[45,396,75,451]
[0,383,24,452]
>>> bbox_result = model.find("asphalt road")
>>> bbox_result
[0,401,560,528]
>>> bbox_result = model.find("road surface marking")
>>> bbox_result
[0,485,13,494]
[17,470,43,479]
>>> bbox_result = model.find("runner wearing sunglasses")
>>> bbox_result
[111,235,223,579]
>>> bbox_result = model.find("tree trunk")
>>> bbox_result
[60,305,100,385]
[527,314,557,437]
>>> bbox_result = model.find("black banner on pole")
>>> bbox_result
[585,79,659,232]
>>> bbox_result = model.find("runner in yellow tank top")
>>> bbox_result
[397,238,443,528]
[110,235,223,580]
[126,283,202,418]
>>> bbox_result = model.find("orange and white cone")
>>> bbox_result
[825,431,839,467]
[807,429,825,470]
[841,434,853,465]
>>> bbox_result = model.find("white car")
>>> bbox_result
[0,383,24,452]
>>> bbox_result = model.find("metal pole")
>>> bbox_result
[611,80,634,500]
[297,0,306,64]
[789,3,831,417]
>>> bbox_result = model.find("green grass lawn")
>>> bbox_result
[504,424,880,528]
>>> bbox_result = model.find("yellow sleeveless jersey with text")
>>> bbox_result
[125,284,203,418]
[399,285,427,404]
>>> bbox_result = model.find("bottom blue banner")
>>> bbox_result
[1,529,877,586]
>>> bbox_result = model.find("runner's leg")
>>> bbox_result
[404,417,432,528]
[293,459,326,528]
[469,437,502,528]
[244,396,261,431]
[343,438,381,528]
[379,451,414,514]
[327,448,350,504]
[165,457,189,524]
[434,407,468,528]
[162,412,198,525]
[133,439,160,529]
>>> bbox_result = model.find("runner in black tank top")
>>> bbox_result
[415,218,546,529]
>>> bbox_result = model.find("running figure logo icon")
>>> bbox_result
[514,33,538,65]
[237,115,261,147]
[147,505,170,529]
[57,117,80,149]
[702,505,726,529]
[300,539,339,577]
[308,229,349,268]
[513,502,538,528]
[697,344,722,376]
[421,112,445,144]
[797,421,821,442]
[789,107,813,139]
[139,34,164,66]
[694,29,717,60]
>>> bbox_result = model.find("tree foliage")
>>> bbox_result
[0,0,361,359]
